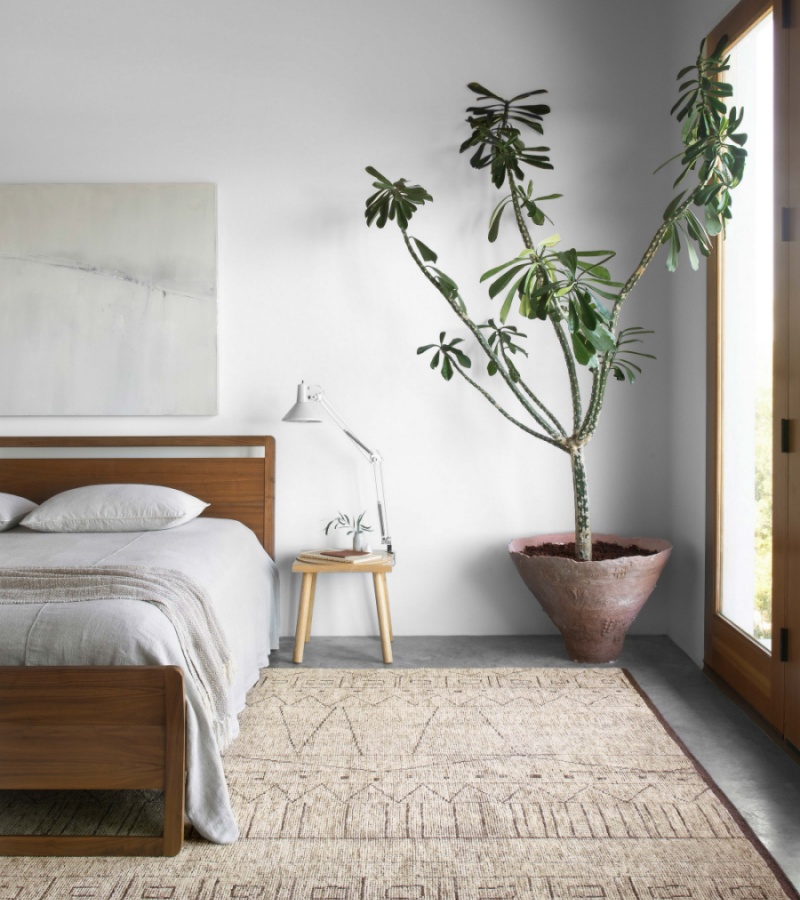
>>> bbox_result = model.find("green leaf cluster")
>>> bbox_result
[660,196,712,271]
[480,239,621,368]
[609,326,656,383]
[417,332,472,381]
[488,181,562,243]
[365,166,432,230]
[477,319,528,380]
[656,36,748,271]
[406,234,465,311]
[459,83,553,188]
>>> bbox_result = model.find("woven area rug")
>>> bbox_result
[0,667,797,899]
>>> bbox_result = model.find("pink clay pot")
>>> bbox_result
[509,532,672,663]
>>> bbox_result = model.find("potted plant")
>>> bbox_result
[325,510,374,552]
[363,38,746,662]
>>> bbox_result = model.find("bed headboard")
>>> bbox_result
[0,436,276,558]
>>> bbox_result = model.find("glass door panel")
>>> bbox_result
[719,13,774,648]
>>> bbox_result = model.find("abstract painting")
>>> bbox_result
[0,183,217,415]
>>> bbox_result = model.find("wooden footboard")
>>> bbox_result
[0,666,185,857]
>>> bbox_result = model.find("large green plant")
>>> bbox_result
[364,38,746,561]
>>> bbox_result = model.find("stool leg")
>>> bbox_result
[293,573,316,664]
[373,572,393,664]
[305,591,315,642]
[385,591,393,642]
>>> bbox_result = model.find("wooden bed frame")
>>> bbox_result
[0,435,276,857]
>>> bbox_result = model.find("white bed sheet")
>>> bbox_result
[0,518,280,844]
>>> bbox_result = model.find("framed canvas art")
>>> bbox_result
[0,183,217,415]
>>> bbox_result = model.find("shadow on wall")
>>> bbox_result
[661,536,705,664]
[461,543,559,635]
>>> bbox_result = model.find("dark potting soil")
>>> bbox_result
[521,540,658,561]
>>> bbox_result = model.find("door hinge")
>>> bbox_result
[782,207,793,241]
[781,419,791,453]
[783,0,792,29]
[780,628,789,662]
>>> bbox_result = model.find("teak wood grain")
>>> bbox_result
[0,666,185,857]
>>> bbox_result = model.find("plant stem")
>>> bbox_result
[507,172,533,251]
[451,360,568,449]
[551,314,583,431]
[571,447,592,560]
[499,345,567,438]
[613,193,698,325]
[578,366,608,444]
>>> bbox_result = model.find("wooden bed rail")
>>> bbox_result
[0,666,185,857]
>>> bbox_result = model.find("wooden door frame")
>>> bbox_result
[782,0,800,749]
[704,0,784,730]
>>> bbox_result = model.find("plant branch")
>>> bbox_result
[507,172,534,251]
[402,230,565,440]
[551,314,583,432]
[578,365,608,443]
[612,195,694,325]
[498,344,567,438]
[579,189,702,442]
[450,360,568,450]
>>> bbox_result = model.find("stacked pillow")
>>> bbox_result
[1,485,208,533]
[0,493,38,531]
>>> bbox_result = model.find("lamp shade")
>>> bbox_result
[282,381,324,423]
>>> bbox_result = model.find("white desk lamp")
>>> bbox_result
[283,381,393,554]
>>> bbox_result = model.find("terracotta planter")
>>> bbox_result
[509,532,672,663]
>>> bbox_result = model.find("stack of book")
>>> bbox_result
[296,549,391,565]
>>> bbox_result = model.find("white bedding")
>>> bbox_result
[0,518,280,844]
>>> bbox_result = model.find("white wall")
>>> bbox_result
[0,0,735,651]
[660,0,741,664]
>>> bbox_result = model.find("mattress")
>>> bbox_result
[0,518,280,844]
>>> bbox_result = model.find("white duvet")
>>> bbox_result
[0,518,280,844]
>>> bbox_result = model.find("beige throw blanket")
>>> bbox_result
[0,566,236,751]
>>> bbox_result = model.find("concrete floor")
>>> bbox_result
[269,634,800,890]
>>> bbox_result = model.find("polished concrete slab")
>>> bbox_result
[270,634,800,890]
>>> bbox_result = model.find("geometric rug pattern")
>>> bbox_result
[0,668,797,899]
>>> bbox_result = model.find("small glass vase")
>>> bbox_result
[352,531,368,552]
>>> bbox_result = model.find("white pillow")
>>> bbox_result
[0,492,38,531]
[21,484,209,533]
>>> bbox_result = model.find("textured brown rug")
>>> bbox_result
[0,667,797,899]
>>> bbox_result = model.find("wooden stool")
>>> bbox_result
[292,554,394,664]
